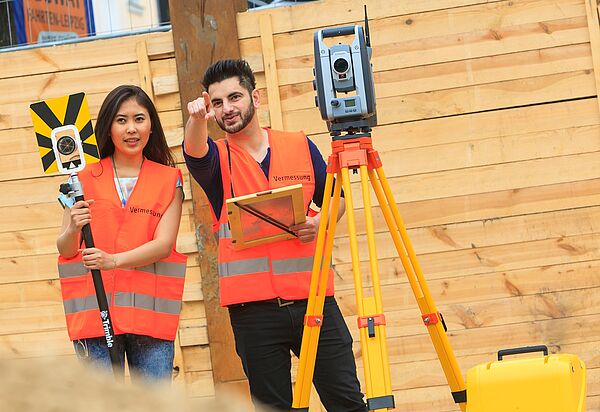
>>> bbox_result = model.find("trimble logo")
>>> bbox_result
[100,310,114,348]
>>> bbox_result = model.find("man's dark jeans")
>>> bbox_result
[229,296,368,412]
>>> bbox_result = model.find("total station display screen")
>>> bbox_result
[344,99,356,107]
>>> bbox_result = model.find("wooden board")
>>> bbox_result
[236,0,504,39]
[333,205,600,262]
[341,150,600,209]
[333,178,600,238]
[0,31,175,79]
[282,70,596,135]
[239,0,587,84]
[274,43,593,112]
[332,232,600,289]
[0,59,177,107]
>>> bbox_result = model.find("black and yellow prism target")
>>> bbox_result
[30,92,100,175]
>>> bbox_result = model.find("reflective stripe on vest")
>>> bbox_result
[217,222,317,277]
[218,256,320,277]
[58,261,87,278]
[63,292,181,315]
[114,292,182,314]
[58,261,186,279]
[123,262,186,278]
[272,256,314,274]
[219,257,269,277]
[219,223,232,239]
[63,294,113,314]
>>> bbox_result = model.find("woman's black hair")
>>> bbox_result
[95,85,175,167]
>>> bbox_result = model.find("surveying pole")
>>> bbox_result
[60,174,122,378]
[291,132,467,411]
[30,93,121,378]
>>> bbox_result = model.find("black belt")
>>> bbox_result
[229,297,304,308]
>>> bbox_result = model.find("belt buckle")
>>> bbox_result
[277,297,294,307]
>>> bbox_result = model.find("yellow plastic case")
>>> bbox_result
[466,345,586,412]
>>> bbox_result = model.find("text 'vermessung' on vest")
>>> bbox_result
[129,206,163,218]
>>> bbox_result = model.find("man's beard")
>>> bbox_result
[216,104,255,134]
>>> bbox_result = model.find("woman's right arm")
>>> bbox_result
[56,199,94,258]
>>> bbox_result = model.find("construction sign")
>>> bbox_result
[30,92,100,175]
[12,0,96,45]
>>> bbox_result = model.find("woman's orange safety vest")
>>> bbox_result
[57,157,187,341]
[214,129,334,306]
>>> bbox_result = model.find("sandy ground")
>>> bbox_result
[0,355,258,412]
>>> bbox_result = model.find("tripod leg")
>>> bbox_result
[344,166,393,411]
[359,165,393,406]
[292,172,343,410]
[369,167,467,411]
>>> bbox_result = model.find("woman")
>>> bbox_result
[56,85,186,381]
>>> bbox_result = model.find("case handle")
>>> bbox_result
[498,345,548,361]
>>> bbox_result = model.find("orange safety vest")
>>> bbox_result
[57,157,187,341]
[213,129,334,306]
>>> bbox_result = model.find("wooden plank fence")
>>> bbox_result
[237,0,600,410]
[2,0,600,410]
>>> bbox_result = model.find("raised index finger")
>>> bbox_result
[203,91,215,120]
[202,91,212,109]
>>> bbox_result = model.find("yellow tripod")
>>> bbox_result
[291,134,467,411]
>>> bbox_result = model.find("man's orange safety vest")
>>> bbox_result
[213,129,334,306]
[57,157,187,341]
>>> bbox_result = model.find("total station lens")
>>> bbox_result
[333,58,349,74]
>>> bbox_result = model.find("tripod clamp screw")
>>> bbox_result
[423,314,437,325]
[423,312,448,332]
[304,315,323,327]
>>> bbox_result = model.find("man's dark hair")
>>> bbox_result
[202,59,256,94]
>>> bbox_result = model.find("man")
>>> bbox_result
[183,59,367,412]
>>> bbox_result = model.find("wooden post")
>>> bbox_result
[585,0,600,115]
[136,40,155,101]
[259,13,284,130]
[169,0,247,385]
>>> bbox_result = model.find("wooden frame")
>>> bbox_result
[226,184,306,249]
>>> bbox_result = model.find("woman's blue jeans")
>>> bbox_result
[73,334,174,382]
